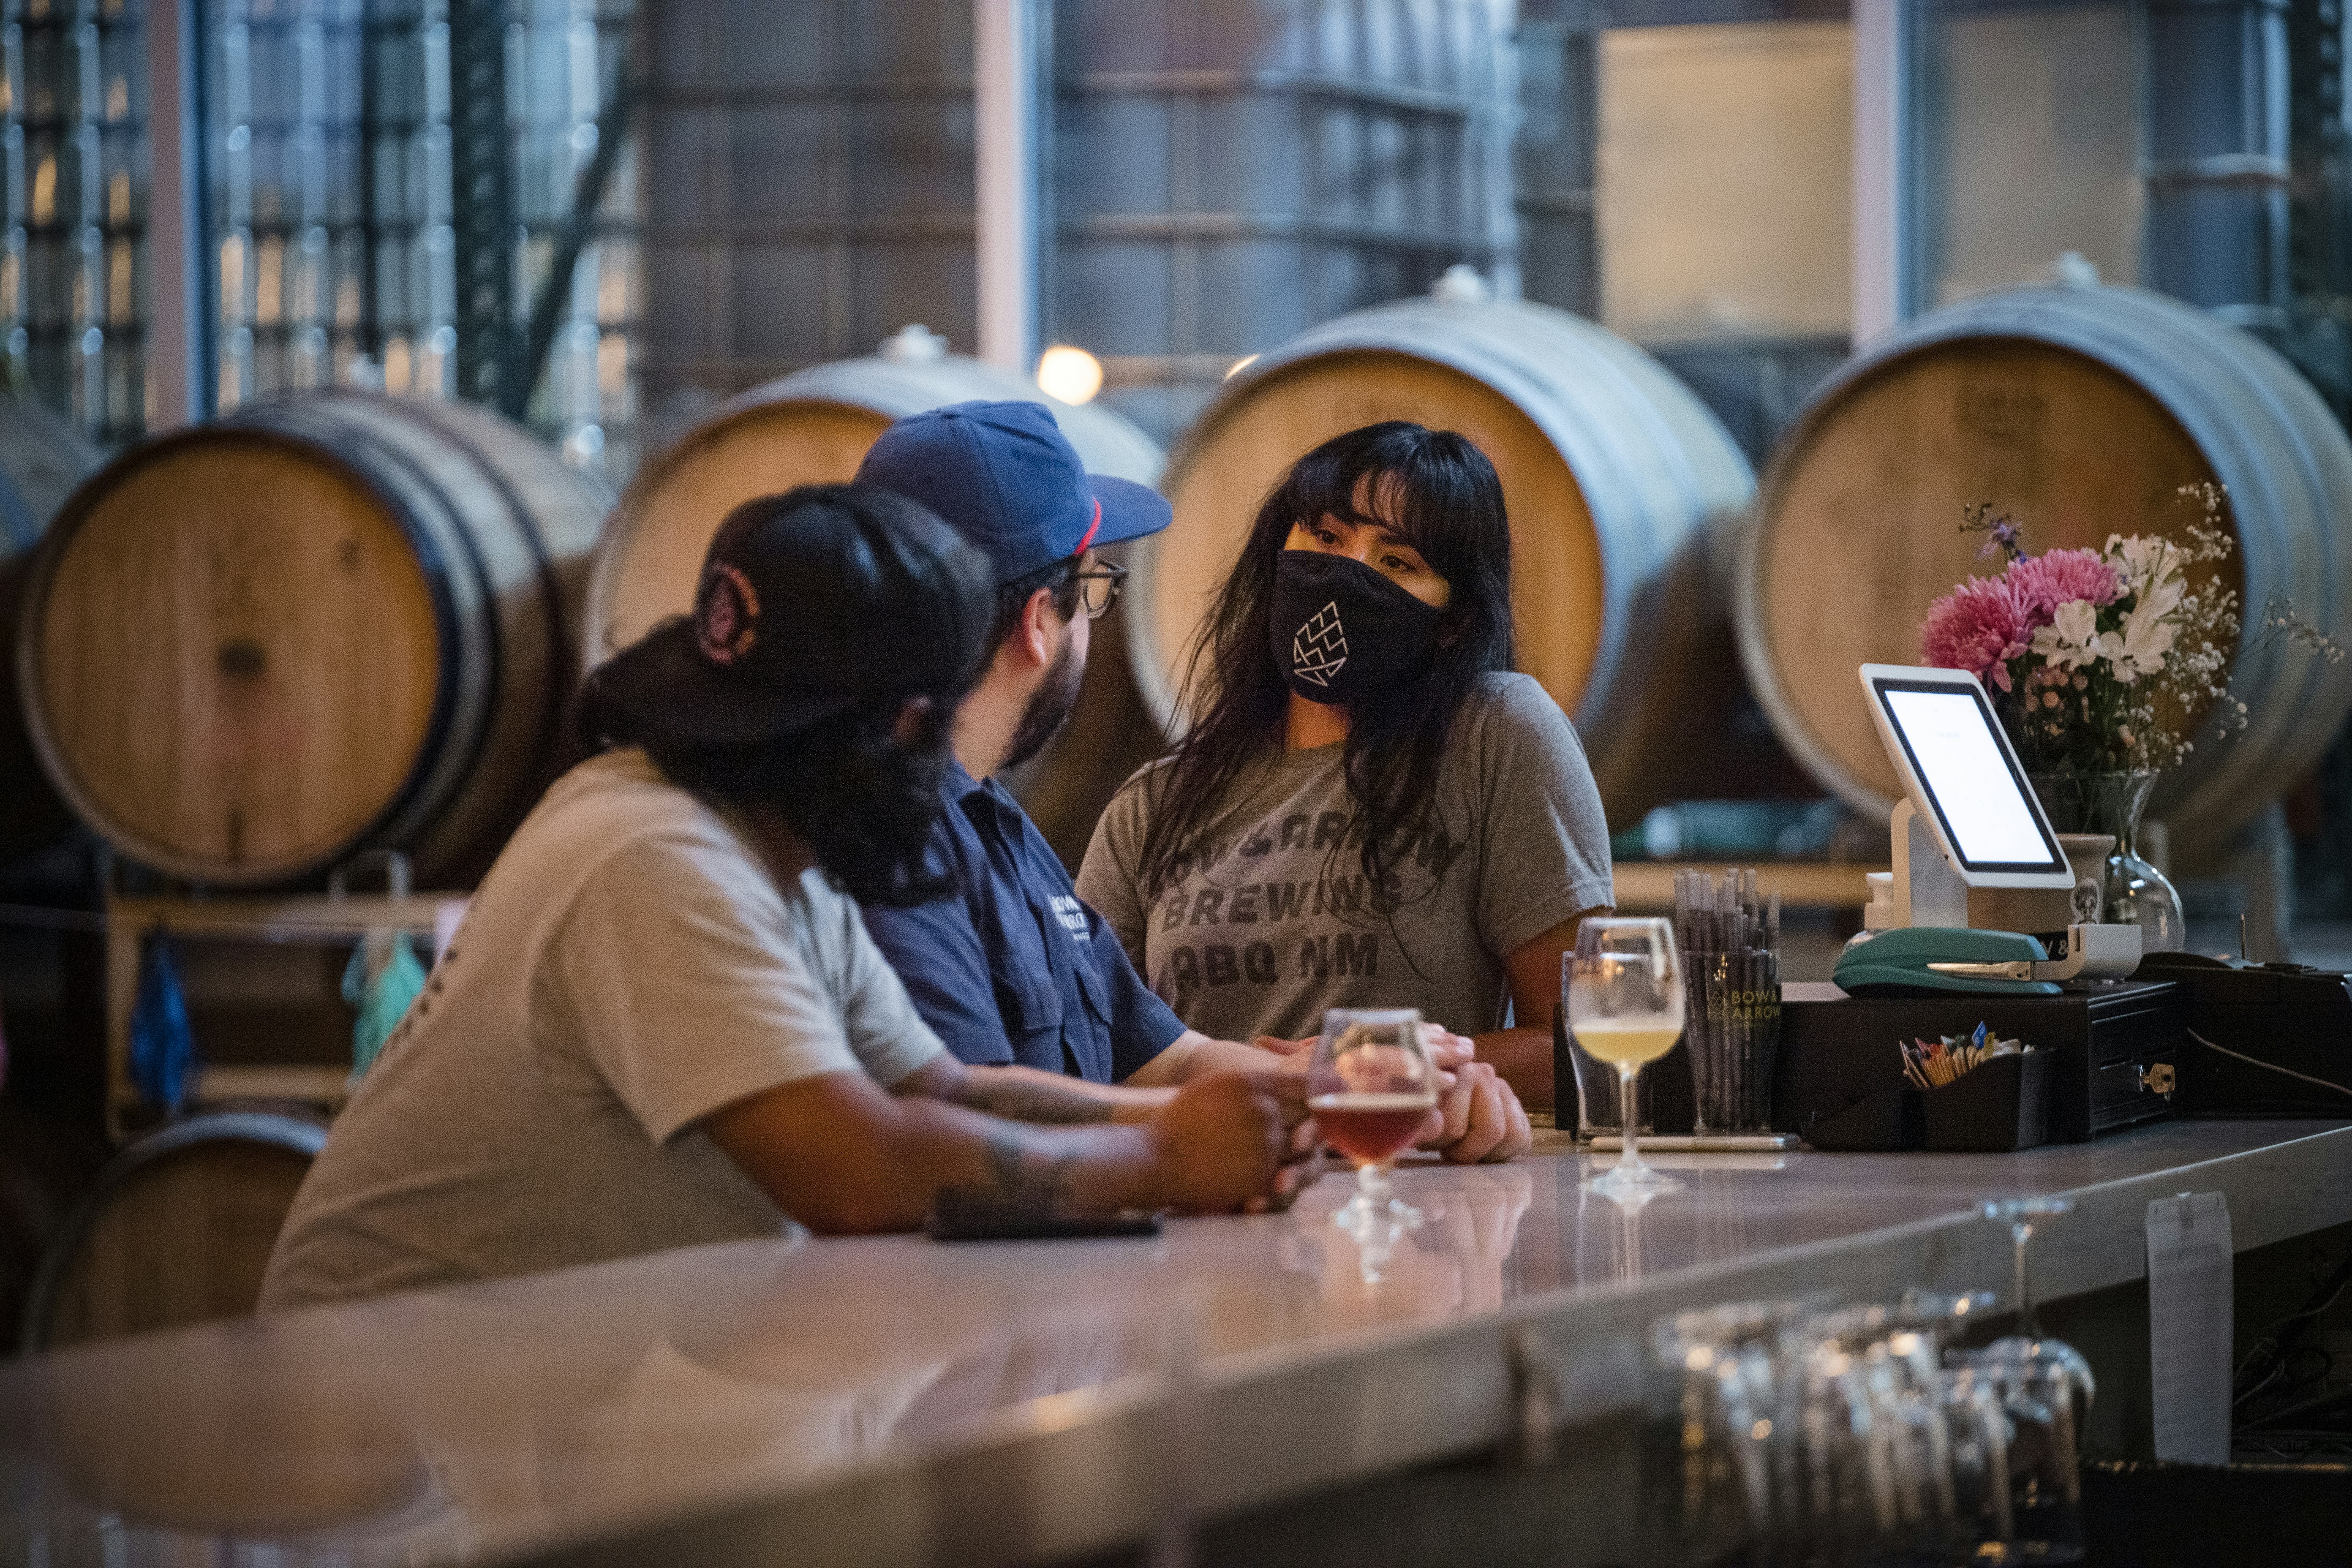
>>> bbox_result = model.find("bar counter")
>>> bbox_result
[4,1120,2347,1568]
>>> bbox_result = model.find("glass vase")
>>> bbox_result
[2028,771,2185,953]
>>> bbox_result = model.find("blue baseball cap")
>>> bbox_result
[854,400,1171,585]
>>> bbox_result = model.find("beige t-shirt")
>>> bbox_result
[261,749,944,1310]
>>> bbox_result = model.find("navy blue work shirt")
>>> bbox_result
[860,761,1185,1083]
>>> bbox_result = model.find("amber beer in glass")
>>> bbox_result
[1305,1008,1438,1227]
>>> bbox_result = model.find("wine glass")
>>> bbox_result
[1565,918,1685,1198]
[1950,1344,2085,1563]
[1981,1197,2099,1414]
[1933,1365,2017,1555]
[1306,1008,1438,1233]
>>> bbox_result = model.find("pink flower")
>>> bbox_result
[2007,548,2121,618]
[1921,575,2036,691]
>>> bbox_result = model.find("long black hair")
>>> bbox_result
[614,697,965,907]
[1134,421,1514,901]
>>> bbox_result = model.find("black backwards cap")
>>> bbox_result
[583,483,996,748]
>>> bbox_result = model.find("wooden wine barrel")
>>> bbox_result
[1143,272,1758,819]
[0,399,105,863]
[1737,280,2352,840]
[16,391,611,888]
[20,1109,325,1353]
[591,329,1168,865]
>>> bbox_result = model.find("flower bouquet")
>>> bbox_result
[1921,487,2241,777]
[1918,485,2337,946]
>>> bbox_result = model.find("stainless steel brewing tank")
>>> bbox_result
[639,0,1517,444]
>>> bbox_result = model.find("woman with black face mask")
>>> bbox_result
[1075,422,1614,1116]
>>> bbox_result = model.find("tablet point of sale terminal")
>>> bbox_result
[1846,664,2140,987]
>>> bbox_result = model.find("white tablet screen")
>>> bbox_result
[1881,687,2055,867]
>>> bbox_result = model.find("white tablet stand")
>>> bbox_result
[1890,796,1973,928]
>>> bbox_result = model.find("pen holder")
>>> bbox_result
[1921,1050,2053,1153]
[1686,949,1780,1134]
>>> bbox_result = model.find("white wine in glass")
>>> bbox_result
[1565,917,1685,1197]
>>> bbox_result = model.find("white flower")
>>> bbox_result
[2030,599,2104,671]
[2094,601,2178,682]
[2136,569,2185,623]
[2107,533,2180,592]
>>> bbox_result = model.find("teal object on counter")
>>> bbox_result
[343,934,427,1083]
[1833,928,2062,996]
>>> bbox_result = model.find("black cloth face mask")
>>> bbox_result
[1267,549,1446,706]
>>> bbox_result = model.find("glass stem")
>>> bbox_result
[1358,1160,1391,1211]
[1617,1062,1644,1176]
[2014,1221,2038,1339]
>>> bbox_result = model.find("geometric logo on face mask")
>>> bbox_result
[1290,600,1347,687]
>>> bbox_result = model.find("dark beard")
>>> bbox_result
[998,632,1083,773]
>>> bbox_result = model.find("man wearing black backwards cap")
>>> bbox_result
[262,485,1301,1310]
[854,405,1522,1160]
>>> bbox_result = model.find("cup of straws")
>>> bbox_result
[1905,1024,2052,1152]
[1672,869,1782,1136]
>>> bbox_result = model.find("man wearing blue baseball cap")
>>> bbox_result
[855,403,1523,1159]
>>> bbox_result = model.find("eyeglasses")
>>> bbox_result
[1074,561,1128,620]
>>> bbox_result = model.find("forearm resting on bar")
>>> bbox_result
[945,1060,1171,1124]
[704,1064,1286,1233]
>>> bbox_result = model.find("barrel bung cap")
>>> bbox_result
[879,324,949,364]
[1431,264,1492,304]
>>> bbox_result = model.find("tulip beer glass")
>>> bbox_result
[1307,1008,1438,1229]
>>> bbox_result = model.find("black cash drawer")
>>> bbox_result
[1776,980,2183,1146]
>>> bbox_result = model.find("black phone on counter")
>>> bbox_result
[925,1192,1164,1242]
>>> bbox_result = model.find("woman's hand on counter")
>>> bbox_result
[1417,1059,1532,1165]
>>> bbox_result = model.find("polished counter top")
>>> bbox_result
[3,1120,2347,1568]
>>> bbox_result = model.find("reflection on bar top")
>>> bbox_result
[1,1121,2345,1566]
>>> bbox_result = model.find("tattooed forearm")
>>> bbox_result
[943,1129,1081,1213]
[982,1129,1029,1195]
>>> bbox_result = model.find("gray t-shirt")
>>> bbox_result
[1075,673,1614,1043]
[261,749,945,1310]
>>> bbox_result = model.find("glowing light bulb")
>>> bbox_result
[1035,344,1103,405]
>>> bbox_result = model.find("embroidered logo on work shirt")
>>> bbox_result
[1290,600,1346,687]
[1048,893,1091,941]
